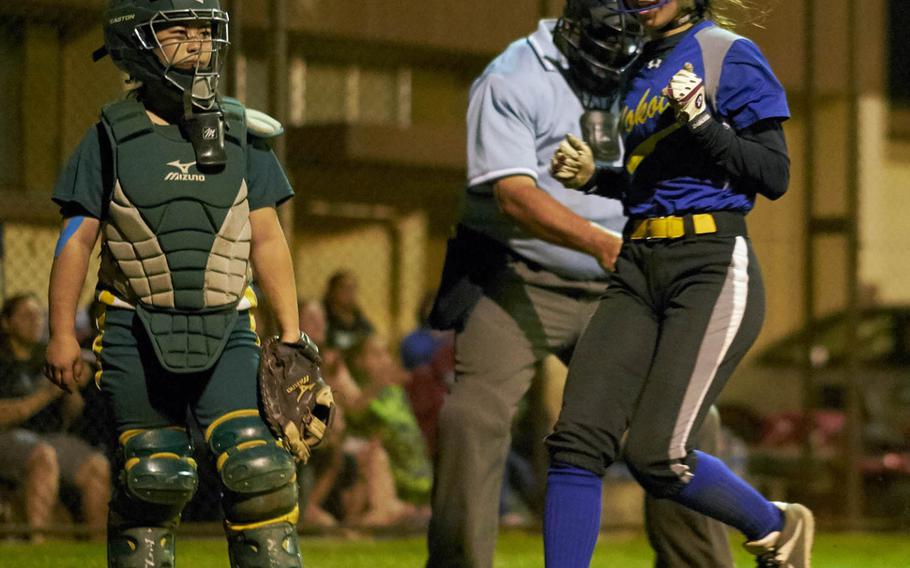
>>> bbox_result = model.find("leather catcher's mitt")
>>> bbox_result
[258,334,335,463]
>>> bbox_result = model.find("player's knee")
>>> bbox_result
[76,453,111,494]
[622,446,687,498]
[27,442,59,477]
[545,423,617,477]
[119,428,198,509]
[206,411,298,527]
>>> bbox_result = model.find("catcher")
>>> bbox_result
[43,1,332,566]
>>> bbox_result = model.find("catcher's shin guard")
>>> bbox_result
[206,410,302,568]
[108,428,198,568]
[227,521,302,568]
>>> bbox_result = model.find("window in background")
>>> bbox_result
[0,22,23,188]
[230,56,411,127]
[287,57,411,127]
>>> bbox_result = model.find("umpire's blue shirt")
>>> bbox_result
[462,19,626,282]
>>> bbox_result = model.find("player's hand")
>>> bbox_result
[589,222,623,272]
[44,334,85,393]
[662,63,709,127]
[550,134,595,189]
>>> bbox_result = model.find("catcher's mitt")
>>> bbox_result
[258,334,335,463]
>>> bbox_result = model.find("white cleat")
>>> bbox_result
[743,502,815,568]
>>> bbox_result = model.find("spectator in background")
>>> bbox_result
[400,291,453,454]
[297,298,351,528]
[0,294,109,540]
[344,333,432,522]
[400,291,535,525]
[299,299,420,528]
[400,290,451,372]
[323,270,375,351]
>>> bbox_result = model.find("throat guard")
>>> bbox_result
[580,109,623,163]
[99,97,252,372]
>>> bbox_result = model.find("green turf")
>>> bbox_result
[1,530,907,567]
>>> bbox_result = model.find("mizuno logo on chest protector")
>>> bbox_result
[165,160,206,182]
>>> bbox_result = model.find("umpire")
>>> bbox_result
[425,2,733,567]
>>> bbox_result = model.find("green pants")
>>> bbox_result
[95,306,260,433]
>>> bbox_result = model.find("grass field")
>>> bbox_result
[1,530,908,567]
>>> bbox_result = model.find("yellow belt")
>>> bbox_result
[629,214,718,240]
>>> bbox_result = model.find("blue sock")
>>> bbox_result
[673,451,784,541]
[544,462,602,567]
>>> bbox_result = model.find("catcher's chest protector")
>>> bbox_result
[99,98,252,373]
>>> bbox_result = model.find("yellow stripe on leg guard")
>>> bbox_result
[216,440,268,472]
[225,505,300,533]
[205,409,261,442]
[119,426,186,447]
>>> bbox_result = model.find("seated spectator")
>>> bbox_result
[299,299,419,528]
[344,333,432,507]
[400,291,450,372]
[323,271,375,351]
[0,294,110,541]
[399,290,453,455]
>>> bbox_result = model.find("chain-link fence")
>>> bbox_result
[0,0,494,534]
[3,0,910,540]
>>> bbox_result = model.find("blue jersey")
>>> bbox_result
[620,21,789,217]
[462,20,626,282]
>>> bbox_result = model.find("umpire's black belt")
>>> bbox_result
[625,211,747,241]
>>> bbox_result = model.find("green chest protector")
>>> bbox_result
[99,97,252,373]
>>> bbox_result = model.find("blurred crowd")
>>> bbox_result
[0,269,551,539]
[5,268,910,540]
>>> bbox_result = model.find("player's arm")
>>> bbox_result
[249,207,300,343]
[46,215,101,393]
[688,118,789,200]
[0,387,64,428]
[494,175,622,271]
[664,54,790,200]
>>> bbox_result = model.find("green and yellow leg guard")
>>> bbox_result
[108,428,198,568]
[206,410,301,568]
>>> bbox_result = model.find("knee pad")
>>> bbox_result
[120,427,198,508]
[206,410,298,528]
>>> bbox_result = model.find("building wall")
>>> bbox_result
[4,0,909,349]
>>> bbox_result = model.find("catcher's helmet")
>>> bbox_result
[103,0,229,112]
[554,0,644,95]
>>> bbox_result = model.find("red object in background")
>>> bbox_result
[404,335,454,456]
[862,452,910,476]
[760,410,846,450]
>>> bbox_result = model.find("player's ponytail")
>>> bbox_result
[689,0,772,30]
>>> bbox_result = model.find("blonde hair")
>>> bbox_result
[681,0,771,30]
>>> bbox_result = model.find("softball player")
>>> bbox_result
[45,1,306,566]
[546,1,814,567]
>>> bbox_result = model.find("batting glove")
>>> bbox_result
[662,63,710,129]
[550,134,596,190]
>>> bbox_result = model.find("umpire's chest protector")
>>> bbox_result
[99,98,252,373]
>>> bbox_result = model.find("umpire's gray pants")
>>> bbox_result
[426,263,733,568]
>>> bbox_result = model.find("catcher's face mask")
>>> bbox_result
[101,1,230,168]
